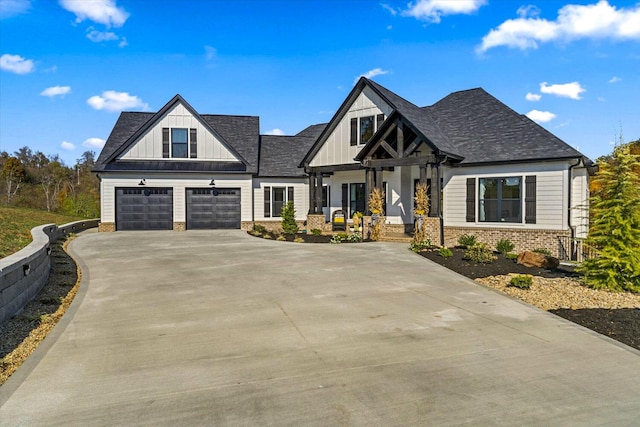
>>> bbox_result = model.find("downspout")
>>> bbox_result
[437,155,447,247]
[567,158,582,260]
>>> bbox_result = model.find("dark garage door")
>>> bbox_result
[116,187,173,230]
[186,188,241,229]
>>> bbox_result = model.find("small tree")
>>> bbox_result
[368,187,385,241]
[413,182,430,243]
[578,143,640,292]
[281,201,299,235]
[1,157,26,204]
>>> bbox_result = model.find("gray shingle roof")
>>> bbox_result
[95,112,154,170]
[259,124,326,177]
[426,88,585,164]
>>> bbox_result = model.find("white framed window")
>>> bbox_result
[478,177,522,223]
[163,128,197,158]
[263,186,294,218]
[350,113,385,146]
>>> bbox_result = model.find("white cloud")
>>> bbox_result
[0,0,31,18]
[380,3,397,16]
[59,0,129,27]
[86,28,118,42]
[540,81,586,100]
[608,76,621,83]
[526,110,557,123]
[118,37,128,48]
[204,45,217,61]
[40,85,71,98]
[355,68,390,83]
[83,137,106,148]
[525,92,541,101]
[61,141,75,151]
[478,1,640,52]
[265,128,285,136]
[402,0,486,23]
[0,53,34,74]
[87,90,148,112]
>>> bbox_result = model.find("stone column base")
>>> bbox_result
[173,222,186,231]
[98,222,115,232]
[306,214,326,233]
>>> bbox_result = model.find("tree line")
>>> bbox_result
[0,146,99,218]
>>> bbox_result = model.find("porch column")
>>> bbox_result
[430,164,440,216]
[375,168,384,192]
[419,165,428,184]
[315,173,323,215]
[308,174,316,214]
[365,167,374,214]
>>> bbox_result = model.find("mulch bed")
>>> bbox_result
[418,247,640,351]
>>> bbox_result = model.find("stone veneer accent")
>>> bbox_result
[306,214,326,233]
[173,222,186,231]
[98,222,115,232]
[241,221,254,231]
[444,226,571,258]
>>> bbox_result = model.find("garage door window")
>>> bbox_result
[264,186,294,218]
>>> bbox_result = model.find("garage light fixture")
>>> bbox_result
[138,178,146,186]
[209,179,216,187]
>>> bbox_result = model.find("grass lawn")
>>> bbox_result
[0,206,86,258]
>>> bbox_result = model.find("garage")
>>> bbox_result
[186,188,241,229]
[116,187,173,230]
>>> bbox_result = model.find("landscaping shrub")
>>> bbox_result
[368,188,385,241]
[496,238,515,254]
[311,228,322,236]
[293,237,304,243]
[410,239,432,253]
[505,253,518,261]
[276,235,286,241]
[463,243,497,264]
[533,248,551,255]
[253,224,266,234]
[509,275,533,289]
[457,234,477,248]
[438,247,453,258]
[281,201,299,235]
[413,182,430,244]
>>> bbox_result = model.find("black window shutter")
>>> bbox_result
[287,187,294,204]
[162,128,170,158]
[525,176,536,224]
[466,178,475,222]
[350,118,357,146]
[264,187,271,218]
[327,185,331,207]
[341,183,348,212]
[190,128,197,158]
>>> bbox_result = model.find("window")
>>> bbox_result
[349,183,365,217]
[263,186,294,218]
[322,185,330,208]
[478,177,521,223]
[163,127,197,158]
[349,113,386,146]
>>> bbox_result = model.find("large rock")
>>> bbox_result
[517,251,560,269]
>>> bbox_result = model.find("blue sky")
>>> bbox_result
[1,0,639,166]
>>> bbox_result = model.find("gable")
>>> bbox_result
[119,102,240,162]
[308,85,393,167]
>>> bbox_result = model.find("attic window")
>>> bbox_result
[171,128,188,158]
[350,114,386,146]
[163,128,197,158]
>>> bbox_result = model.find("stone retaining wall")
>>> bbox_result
[0,219,99,324]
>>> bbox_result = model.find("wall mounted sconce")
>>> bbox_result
[209,179,216,187]
[138,178,146,186]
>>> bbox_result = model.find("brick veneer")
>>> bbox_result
[250,220,306,233]
[444,226,571,257]
[306,214,326,233]
[173,222,186,231]
[98,222,115,232]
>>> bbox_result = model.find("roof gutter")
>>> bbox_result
[438,154,447,246]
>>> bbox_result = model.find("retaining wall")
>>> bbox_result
[0,219,99,324]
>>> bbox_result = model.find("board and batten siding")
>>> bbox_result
[443,162,570,230]
[100,174,253,223]
[253,178,309,221]
[309,86,393,167]
[120,103,239,161]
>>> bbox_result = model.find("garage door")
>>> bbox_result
[116,187,173,230]
[186,188,241,229]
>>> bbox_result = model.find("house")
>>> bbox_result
[95,78,591,257]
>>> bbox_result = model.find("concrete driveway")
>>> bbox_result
[2,230,639,426]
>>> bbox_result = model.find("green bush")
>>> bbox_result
[281,201,299,235]
[509,275,533,289]
[438,247,453,258]
[496,238,515,254]
[463,243,497,264]
[253,224,266,234]
[457,234,477,248]
[311,228,322,236]
[506,253,518,261]
[410,239,432,253]
[533,248,551,255]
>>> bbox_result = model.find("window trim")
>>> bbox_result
[478,176,522,223]
[163,127,197,159]
[264,186,295,218]
[349,113,385,146]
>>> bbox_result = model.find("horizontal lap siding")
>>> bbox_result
[443,163,567,230]
[571,168,589,238]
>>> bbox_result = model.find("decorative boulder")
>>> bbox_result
[517,251,560,269]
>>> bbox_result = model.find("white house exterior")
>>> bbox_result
[95,79,591,258]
